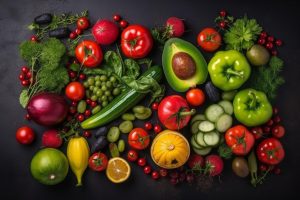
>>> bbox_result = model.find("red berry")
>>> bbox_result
[275,39,282,46]
[42,130,63,148]
[79,73,86,80]
[169,171,179,179]
[75,28,83,35]
[120,20,128,28]
[159,168,168,177]
[260,31,268,38]
[263,126,271,133]
[266,42,274,49]
[143,166,152,174]
[69,106,77,115]
[151,102,159,110]
[271,50,278,56]
[83,130,91,138]
[77,114,85,122]
[272,125,285,138]
[260,164,267,172]
[21,66,29,74]
[137,158,146,167]
[21,80,30,86]
[251,126,263,140]
[113,14,121,22]
[153,124,162,134]
[90,101,97,107]
[152,171,160,180]
[144,122,153,130]
[267,36,275,42]
[86,98,92,105]
[25,113,31,120]
[68,70,76,78]
[84,109,91,117]
[266,119,274,126]
[273,107,279,115]
[69,32,77,39]
[170,178,179,185]
[258,38,266,45]
[19,73,25,81]
[273,168,281,175]
[273,115,281,124]
[26,71,32,79]
[30,35,38,42]
[219,10,227,17]
[219,21,226,28]
[71,101,77,107]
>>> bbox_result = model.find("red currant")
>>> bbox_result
[218,21,226,29]
[258,38,266,45]
[169,171,179,179]
[120,20,128,28]
[21,80,30,86]
[267,36,275,42]
[19,74,25,81]
[25,113,31,120]
[273,167,281,175]
[83,130,91,138]
[152,171,160,180]
[71,101,77,107]
[271,50,278,56]
[69,32,77,39]
[68,70,76,78]
[77,114,85,122]
[69,106,77,115]
[275,39,282,46]
[263,126,271,133]
[113,14,121,22]
[86,98,92,105]
[170,178,179,185]
[273,107,279,115]
[90,101,97,107]
[21,66,29,74]
[79,73,86,80]
[260,31,268,38]
[144,122,153,130]
[259,164,267,172]
[273,115,281,123]
[26,71,32,79]
[143,166,152,174]
[154,124,162,134]
[266,119,274,126]
[219,10,227,17]
[159,168,168,177]
[84,109,91,117]
[30,35,38,42]
[137,158,146,167]
[266,42,274,49]
[151,102,159,110]
[186,174,194,183]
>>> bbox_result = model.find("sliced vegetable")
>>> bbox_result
[205,104,224,122]
[215,114,233,132]
[198,121,215,132]
[122,113,136,121]
[195,132,207,147]
[218,100,233,115]
[190,114,206,124]
[203,131,220,146]
[193,146,212,156]
[191,121,201,135]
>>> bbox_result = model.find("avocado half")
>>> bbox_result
[162,38,208,92]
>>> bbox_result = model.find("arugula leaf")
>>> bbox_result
[104,51,123,77]
[124,59,140,79]
[19,89,30,108]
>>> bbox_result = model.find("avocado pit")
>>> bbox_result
[172,52,196,80]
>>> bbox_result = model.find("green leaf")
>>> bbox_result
[19,89,30,108]
[124,59,140,79]
[69,63,80,72]
[83,65,113,76]
[138,58,152,69]
[104,51,123,77]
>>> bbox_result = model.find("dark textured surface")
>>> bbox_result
[0,0,299,199]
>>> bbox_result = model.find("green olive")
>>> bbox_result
[232,157,249,178]
[100,75,107,81]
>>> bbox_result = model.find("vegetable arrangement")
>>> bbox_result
[15,10,287,189]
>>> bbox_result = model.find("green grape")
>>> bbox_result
[95,80,101,87]
[89,85,95,91]
[91,95,97,101]
[100,75,107,81]
[105,91,111,96]
[102,101,108,107]
[101,85,107,91]
[96,90,103,97]
[106,81,112,88]
[113,88,121,96]
[95,75,100,81]
[101,95,107,101]
[110,76,116,83]
[87,77,95,85]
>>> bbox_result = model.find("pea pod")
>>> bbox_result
[109,143,120,158]
[118,139,125,152]
[107,127,120,143]
[119,121,133,134]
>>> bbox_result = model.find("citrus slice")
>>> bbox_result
[106,157,131,183]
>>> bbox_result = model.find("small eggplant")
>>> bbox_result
[91,136,108,153]
[34,13,52,25]
[94,127,108,138]
[49,27,70,39]
[205,81,220,102]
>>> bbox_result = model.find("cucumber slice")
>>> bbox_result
[203,131,220,146]
[215,114,233,132]
[191,114,206,124]
[191,121,201,134]
[205,104,224,122]
[198,120,215,132]
[196,132,207,147]
[193,147,212,156]
[218,100,233,115]
[190,136,204,149]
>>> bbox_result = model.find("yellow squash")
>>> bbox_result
[67,136,90,186]
[150,130,190,169]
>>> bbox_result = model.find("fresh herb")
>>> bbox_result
[28,10,88,40]
[250,56,285,100]
[151,25,173,46]
[217,143,232,159]
[224,16,262,51]
[19,38,69,107]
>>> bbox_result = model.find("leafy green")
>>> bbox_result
[218,143,232,160]
[124,59,140,79]
[224,16,262,51]
[19,89,30,108]
[83,65,113,77]
[104,51,123,77]
[250,56,285,100]
[151,25,173,45]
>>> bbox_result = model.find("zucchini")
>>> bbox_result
[81,66,162,129]
[193,146,212,156]
[215,114,233,132]
[205,104,224,122]
[218,100,233,115]
[190,114,206,124]
[203,131,220,146]
[191,121,201,134]
[198,120,215,132]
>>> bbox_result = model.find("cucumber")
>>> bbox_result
[81,66,162,129]
[193,146,212,156]
[196,132,207,147]
[203,131,220,146]
[198,120,215,132]
[190,114,206,124]
[191,136,204,149]
[218,100,233,115]
[215,114,233,132]
[205,104,224,122]
[191,121,201,134]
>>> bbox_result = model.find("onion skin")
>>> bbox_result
[27,93,68,126]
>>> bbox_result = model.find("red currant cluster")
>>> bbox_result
[69,17,90,40]
[215,10,233,29]
[19,66,33,87]
[257,32,283,56]
[67,59,86,81]
[112,14,128,28]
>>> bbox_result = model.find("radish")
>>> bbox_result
[92,19,119,45]
[166,17,185,37]
[188,154,204,169]
[42,129,63,148]
[205,154,224,176]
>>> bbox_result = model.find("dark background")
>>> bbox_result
[0,0,299,199]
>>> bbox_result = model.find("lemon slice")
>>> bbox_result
[106,157,131,183]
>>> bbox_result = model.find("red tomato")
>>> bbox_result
[88,152,108,171]
[127,150,138,162]
[186,88,205,106]
[77,17,90,30]
[197,28,221,52]
[137,158,146,166]
[75,40,103,67]
[65,82,85,101]
[16,126,35,145]
[225,125,255,155]
[187,154,204,169]
[158,95,194,130]
[257,138,285,165]
[121,25,153,58]
[128,128,150,150]
[272,125,285,138]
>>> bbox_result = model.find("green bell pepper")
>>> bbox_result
[208,50,251,91]
[233,88,272,127]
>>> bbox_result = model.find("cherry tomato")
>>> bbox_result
[121,25,153,58]
[88,152,108,171]
[273,115,281,124]
[151,171,160,180]
[266,119,274,126]
[75,40,103,67]
[69,106,77,115]
[275,39,283,46]
[21,66,29,73]
[77,17,90,30]
[77,114,85,122]
[272,125,285,138]
[128,128,150,150]
[86,98,92,105]
[68,70,76,78]
[137,158,146,166]
[144,122,153,130]
[259,164,267,172]
[219,10,227,17]
[16,126,35,145]
[113,14,121,22]
[79,73,86,80]
[251,126,263,140]
[186,88,205,106]
[143,166,152,174]
[127,150,138,162]
[260,31,268,38]
[69,32,77,39]
[84,109,91,117]
[25,113,31,120]
[71,101,77,107]
[197,28,221,52]
[119,20,128,28]
[75,28,83,35]
[19,73,25,81]
[30,35,38,42]
[151,102,159,110]
[153,124,162,134]
[187,154,204,169]
[65,82,85,101]
[218,21,226,29]
[257,138,285,165]
[83,130,91,138]
[159,168,168,177]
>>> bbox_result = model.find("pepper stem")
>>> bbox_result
[226,68,244,78]
[248,91,257,109]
